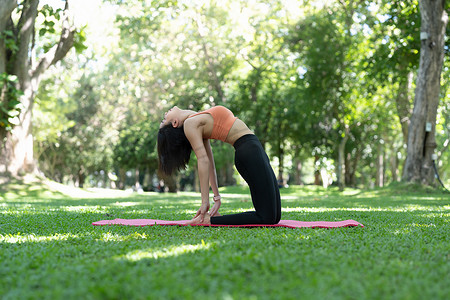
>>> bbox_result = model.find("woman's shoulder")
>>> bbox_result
[185,112,211,125]
[184,114,213,129]
[183,113,213,135]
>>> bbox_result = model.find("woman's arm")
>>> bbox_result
[204,139,219,197]
[204,139,221,216]
[184,122,211,222]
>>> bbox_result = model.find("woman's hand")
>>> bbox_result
[194,201,210,222]
[209,195,221,217]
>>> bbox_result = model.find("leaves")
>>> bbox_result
[0,73,24,131]
[30,0,450,188]
[0,30,19,53]
[113,121,159,170]
[73,27,88,54]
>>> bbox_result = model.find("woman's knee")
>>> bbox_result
[260,211,279,225]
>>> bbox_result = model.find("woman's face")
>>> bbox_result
[160,106,180,128]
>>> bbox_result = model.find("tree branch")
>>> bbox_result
[32,0,75,87]
[0,0,17,24]
[14,0,39,79]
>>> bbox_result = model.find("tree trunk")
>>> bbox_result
[389,149,400,182]
[277,143,284,186]
[165,175,178,193]
[345,150,359,187]
[337,125,349,191]
[375,143,384,187]
[134,168,140,191]
[4,0,39,175]
[225,162,235,186]
[395,71,414,145]
[403,0,448,185]
[77,168,86,188]
[218,162,235,186]
[8,80,36,175]
[118,168,127,190]
[293,158,303,185]
[314,155,321,186]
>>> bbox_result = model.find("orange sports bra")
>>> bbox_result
[188,106,238,142]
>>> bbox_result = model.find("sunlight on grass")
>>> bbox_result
[143,197,198,205]
[117,242,212,262]
[60,205,108,213]
[275,185,361,196]
[0,233,78,244]
[112,201,141,207]
[221,193,251,199]
[100,231,135,242]
[283,205,450,213]
[410,223,437,228]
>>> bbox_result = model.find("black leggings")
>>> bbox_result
[211,134,281,225]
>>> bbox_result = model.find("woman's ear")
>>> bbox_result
[172,119,179,128]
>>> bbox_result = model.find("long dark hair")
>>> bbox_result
[157,125,192,175]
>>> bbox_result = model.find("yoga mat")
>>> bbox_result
[92,218,364,228]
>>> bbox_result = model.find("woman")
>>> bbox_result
[157,105,281,225]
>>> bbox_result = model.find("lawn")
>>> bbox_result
[1,178,449,300]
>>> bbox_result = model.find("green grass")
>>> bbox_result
[1,178,449,300]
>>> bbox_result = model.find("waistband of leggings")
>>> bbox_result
[233,134,258,150]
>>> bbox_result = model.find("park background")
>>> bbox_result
[0,0,449,192]
[1,1,449,299]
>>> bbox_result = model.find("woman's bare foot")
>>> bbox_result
[186,213,211,225]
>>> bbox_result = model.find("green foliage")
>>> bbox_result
[0,73,24,130]
[289,10,345,148]
[0,30,19,54]
[436,57,450,179]
[365,0,420,76]
[0,183,449,299]
[31,0,450,189]
[35,75,114,184]
[73,27,88,54]
[113,120,159,170]
[37,4,64,53]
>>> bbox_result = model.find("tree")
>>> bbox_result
[403,0,448,184]
[109,0,243,189]
[35,75,114,187]
[226,0,302,183]
[0,0,80,176]
[113,120,159,190]
[365,0,421,145]
[288,2,361,190]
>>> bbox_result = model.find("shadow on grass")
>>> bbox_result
[361,181,449,197]
[0,177,68,200]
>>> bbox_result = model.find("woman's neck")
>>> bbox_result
[180,109,197,122]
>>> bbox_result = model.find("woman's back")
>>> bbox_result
[187,106,253,145]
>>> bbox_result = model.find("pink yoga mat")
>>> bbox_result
[92,218,364,228]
